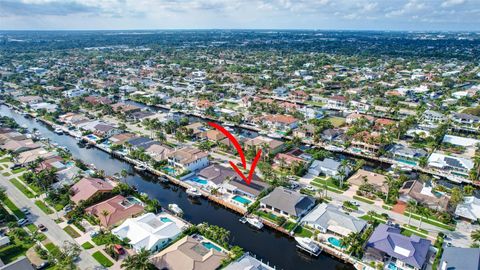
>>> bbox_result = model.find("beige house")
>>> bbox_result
[347,169,388,193]
[150,235,227,270]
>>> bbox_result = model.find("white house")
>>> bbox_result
[112,212,185,252]
[308,158,350,180]
[64,88,88,98]
[167,147,209,172]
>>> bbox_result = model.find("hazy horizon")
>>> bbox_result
[1,0,479,31]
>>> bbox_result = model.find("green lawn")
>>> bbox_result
[92,232,123,246]
[2,198,26,219]
[403,212,455,231]
[0,230,34,264]
[282,221,296,231]
[26,223,37,233]
[0,157,11,163]
[10,179,35,198]
[44,242,60,257]
[293,226,313,238]
[2,172,11,177]
[353,195,375,204]
[92,251,113,267]
[63,226,81,238]
[311,177,348,191]
[81,242,94,250]
[254,210,281,225]
[326,116,346,127]
[11,168,26,174]
[45,198,66,211]
[34,200,54,214]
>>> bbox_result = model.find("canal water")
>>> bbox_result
[0,105,353,270]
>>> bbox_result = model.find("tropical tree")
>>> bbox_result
[406,200,418,225]
[121,249,154,270]
[471,229,480,243]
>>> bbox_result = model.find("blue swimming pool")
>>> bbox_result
[387,262,402,270]
[160,217,172,223]
[396,158,417,166]
[86,134,99,141]
[190,177,208,185]
[232,195,252,205]
[163,167,176,175]
[202,242,222,251]
[328,237,346,249]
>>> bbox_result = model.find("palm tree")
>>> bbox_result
[101,210,110,224]
[384,176,395,203]
[471,229,480,243]
[121,249,154,270]
[406,200,417,225]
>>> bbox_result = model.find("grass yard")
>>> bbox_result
[311,177,349,191]
[11,168,26,174]
[44,242,60,257]
[403,212,455,231]
[293,226,313,238]
[26,223,37,233]
[81,242,94,250]
[34,200,54,214]
[92,232,123,246]
[10,179,35,198]
[0,230,34,264]
[2,172,11,177]
[92,251,113,267]
[282,221,296,231]
[63,225,81,238]
[255,210,282,225]
[326,116,346,127]
[0,157,11,163]
[2,198,26,219]
[353,195,375,204]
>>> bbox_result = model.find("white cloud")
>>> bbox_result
[441,0,465,8]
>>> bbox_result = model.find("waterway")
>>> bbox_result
[0,105,353,270]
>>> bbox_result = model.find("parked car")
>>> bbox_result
[36,262,50,270]
[349,201,360,207]
[21,207,30,215]
[17,218,29,226]
[38,224,47,232]
[10,164,22,170]
[114,244,125,255]
[305,185,315,192]
[63,205,73,212]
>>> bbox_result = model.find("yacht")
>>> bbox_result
[295,237,322,256]
[186,187,202,197]
[54,128,63,135]
[134,164,146,171]
[324,145,343,152]
[168,204,183,216]
[245,217,264,229]
[267,133,283,139]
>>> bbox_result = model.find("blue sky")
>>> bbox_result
[0,0,479,31]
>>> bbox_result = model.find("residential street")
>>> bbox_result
[0,174,102,270]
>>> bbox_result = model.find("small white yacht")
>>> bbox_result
[245,217,264,229]
[186,187,202,197]
[134,164,146,171]
[54,128,63,135]
[295,237,322,256]
[168,204,183,216]
[267,133,283,139]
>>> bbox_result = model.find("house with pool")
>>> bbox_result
[167,147,209,173]
[85,195,145,228]
[301,203,367,239]
[223,176,270,207]
[187,164,236,189]
[259,187,315,220]
[364,224,432,270]
[150,234,228,270]
[112,212,187,253]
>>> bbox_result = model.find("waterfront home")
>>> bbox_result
[144,143,174,162]
[35,156,65,172]
[293,124,315,139]
[451,112,480,126]
[197,164,238,187]
[308,158,350,180]
[439,246,480,270]
[386,144,427,164]
[224,253,275,270]
[0,139,40,153]
[326,95,348,110]
[321,128,344,142]
[273,86,288,97]
[301,203,367,237]
[112,212,185,253]
[108,133,136,146]
[422,110,447,124]
[85,195,145,228]
[244,136,285,155]
[223,176,269,200]
[442,134,480,154]
[427,152,474,178]
[63,88,88,98]
[347,169,388,193]
[84,95,113,106]
[16,148,56,166]
[70,177,114,204]
[92,123,120,138]
[30,102,58,113]
[17,95,42,105]
[398,180,449,211]
[184,122,206,139]
[59,112,89,125]
[125,136,156,150]
[454,196,480,222]
[150,235,228,270]
[260,187,315,219]
[200,129,226,142]
[365,224,431,270]
[0,131,27,144]
[260,114,299,131]
[167,147,209,172]
[111,102,142,115]
[351,131,384,154]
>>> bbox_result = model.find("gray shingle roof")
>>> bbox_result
[260,187,315,217]
[301,203,367,235]
[440,247,480,270]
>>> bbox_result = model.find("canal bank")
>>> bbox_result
[0,105,354,270]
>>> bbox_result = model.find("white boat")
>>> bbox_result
[224,122,235,127]
[245,217,263,229]
[54,128,63,135]
[324,145,343,152]
[134,165,146,171]
[186,187,202,197]
[295,237,321,256]
[267,133,283,139]
[168,204,183,216]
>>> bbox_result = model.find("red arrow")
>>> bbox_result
[207,122,262,185]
